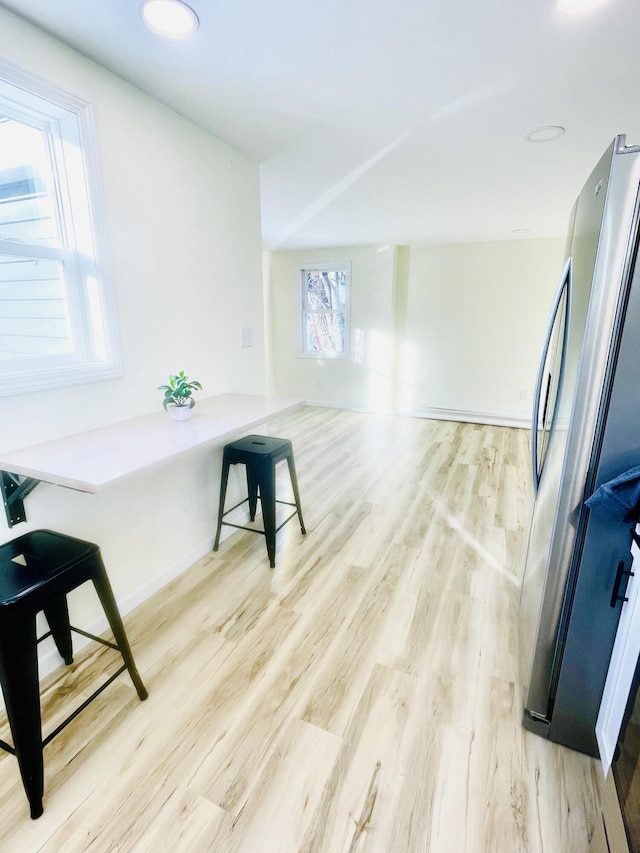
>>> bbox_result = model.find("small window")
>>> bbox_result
[0,59,121,397]
[299,263,350,358]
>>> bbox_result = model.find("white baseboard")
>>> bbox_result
[409,406,530,429]
[305,399,530,429]
[28,535,215,688]
[304,399,369,412]
[0,524,242,714]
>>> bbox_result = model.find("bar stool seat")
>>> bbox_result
[213,435,306,567]
[0,529,147,819]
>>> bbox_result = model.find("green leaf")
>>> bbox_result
[159,370,202,410]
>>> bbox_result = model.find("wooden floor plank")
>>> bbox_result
[0,407,606,852]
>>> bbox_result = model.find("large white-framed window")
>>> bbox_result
[299,262,350,358]
[0,58,121,397]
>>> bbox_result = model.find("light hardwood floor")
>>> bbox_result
[0,407,607,852]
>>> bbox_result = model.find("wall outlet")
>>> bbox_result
[241,326,253,347]
[181,489,192,513]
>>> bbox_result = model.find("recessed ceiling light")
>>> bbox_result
[140,0,199,39]
[512,228,530,234]
[558,0,611,12]
[525,125,566,143]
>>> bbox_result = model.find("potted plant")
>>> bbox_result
[158,370,202,421]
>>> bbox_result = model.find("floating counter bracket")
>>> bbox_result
[1,472,41,527]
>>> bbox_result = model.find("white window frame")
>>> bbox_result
[0,57,121,397]
[298,262,351,359]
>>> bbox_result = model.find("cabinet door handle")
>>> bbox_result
[611,560,635,608]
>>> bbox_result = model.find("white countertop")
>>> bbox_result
[0,394,304,493]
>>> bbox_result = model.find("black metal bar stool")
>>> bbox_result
[213,435,306,567]
[0,529,148,819]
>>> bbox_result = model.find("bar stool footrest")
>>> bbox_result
[41,663,127,747]
[218,497,302,537]
[0,662,129,755]
[0,624,135,755]
[0,738,15,755]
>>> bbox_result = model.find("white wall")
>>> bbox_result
[0,9,266,665]
[404,238,565,423]
[269,244,396,410]
[268,237,565,425]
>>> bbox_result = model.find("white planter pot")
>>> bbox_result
[169,405,192,421]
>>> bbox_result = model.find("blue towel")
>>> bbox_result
[585,464,640,523]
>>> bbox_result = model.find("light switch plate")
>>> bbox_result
[241,327,253,347]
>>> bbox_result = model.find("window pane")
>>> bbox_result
[0,117,59,245]
[0,254,73,357]
[305,269,347,311]
[0,59,122,395]
[304,312,346,354]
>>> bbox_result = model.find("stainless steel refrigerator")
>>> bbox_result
[519,134,640,757]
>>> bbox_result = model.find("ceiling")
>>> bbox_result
[1,0,639,251]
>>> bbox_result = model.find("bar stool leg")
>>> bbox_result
[286,455,306,535]
[213,453,231,552]
[246,465,259,522]
[0,617,44,819]
[90,560,148,701]
[259,464,278,569]
[42,596,73,665]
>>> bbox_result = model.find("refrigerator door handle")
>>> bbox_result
[610,560,634,608]
[531,256,572,494]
